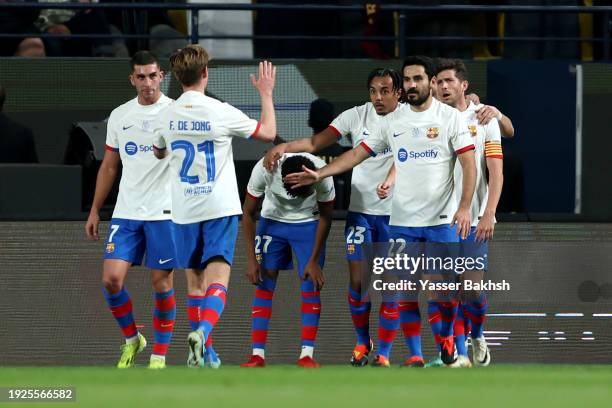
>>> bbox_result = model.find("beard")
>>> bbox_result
[405,90,430,106]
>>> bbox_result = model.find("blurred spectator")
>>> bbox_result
[0,0,46,57]
[0,85,39,163]
[35,0,115,56]
[102,0,187,57]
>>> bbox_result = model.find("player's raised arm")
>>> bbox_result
[263,127,339,171]
[85,149,121,240]
[250,61,277,142]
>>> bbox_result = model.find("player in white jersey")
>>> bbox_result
[263,68,402,367]
[240,153,335,368]
[85,51,176,370]
[436,58,503,368]
[284,56,477,367]
[152,45,277,368]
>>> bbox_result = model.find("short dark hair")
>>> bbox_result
[0,85,5,111]
[308,98,335,134]
[367,68,402,93]
[130,50,160,72]
[281,155,316,198]
[402,55,435,80]
[435,58,469,81]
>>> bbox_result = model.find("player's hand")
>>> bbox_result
[303,260,325,290]
[451,207,472,240]
[85,211,100,240]
[465,93,481,105]
[282,165,320,188]
[377,181,392,199]
[246,259,262,285]
[475,105,501,125]
[475,212,495,242]
[263,143,287,172]
[250,60,276,97]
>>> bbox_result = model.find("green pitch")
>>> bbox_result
[1,366,611,407]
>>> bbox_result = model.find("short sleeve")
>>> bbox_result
[329,107,357,140]
[449,111,474,154]
[104,111,120,152]
[222,102,259,139]
[246,159,267,199]
[315,175,335,203]
[484,119,503,159]
[360,117,390,157]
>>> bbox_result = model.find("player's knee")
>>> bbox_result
[102,276,124,294]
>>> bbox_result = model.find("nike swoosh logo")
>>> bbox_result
[393,132,404,138]
[362,131,369,136]
[158,258,174,264]
[123,125,134,130]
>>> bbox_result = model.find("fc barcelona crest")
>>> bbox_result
[347,244,355,255]
[106,243,115,253]
[468,125,477,137]
[426,127,439,138]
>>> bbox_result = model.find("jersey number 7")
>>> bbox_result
[171,139,216,184]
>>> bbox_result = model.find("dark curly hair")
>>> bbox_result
[281,155,317,198]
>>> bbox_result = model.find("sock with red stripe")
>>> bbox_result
[454,303,468,356]
[251,275,276,357]
[187,294,204,331]
[300,280,321,358]
[465,293,488,339]
[377,301,399,359]
[348,286,371,346]
[399,301,422,358]
[103,287,138,341]
[428,301,443,351]
[438,300,459,338]
[198,283,227,343]
[152,289,176,357]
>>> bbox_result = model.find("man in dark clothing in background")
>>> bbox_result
[0,85,39,163]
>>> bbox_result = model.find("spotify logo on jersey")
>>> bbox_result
[398,148,408,162]
[125,141,138,156]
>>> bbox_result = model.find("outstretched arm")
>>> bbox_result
[283,144,371,188]
[263,127,339,171]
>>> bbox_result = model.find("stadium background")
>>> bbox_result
[1,3,612,369]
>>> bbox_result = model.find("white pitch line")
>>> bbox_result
[555,313,584,317]
[488,313,547,317]
[484,331,511,334]
[484,337,509,340]
[538,331,548,335]
[554,331,565,335]
[583,331,593,335]
[487,343,502,346]
[581,337,595,341]
[554,337,567,341]
[593,313,612,317]
[538,337,550,340]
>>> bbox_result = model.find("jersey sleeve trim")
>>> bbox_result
[245,190,263,200]
[153,144,166,150]
[359,141,376,157]
[317,198,336,204]
[328,125,342,139]
[455,144,475,154]
[105,144,119,152]
[249,121,262,140]
[485,141,503,159]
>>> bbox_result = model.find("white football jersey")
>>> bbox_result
[154,91,259,224]
[105,94,173,220]
[329,102,393,215]
[454,102,503,226]
[363,98,474,227]
[247,153,335,223]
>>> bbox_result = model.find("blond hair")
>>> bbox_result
[170,45,210,86]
